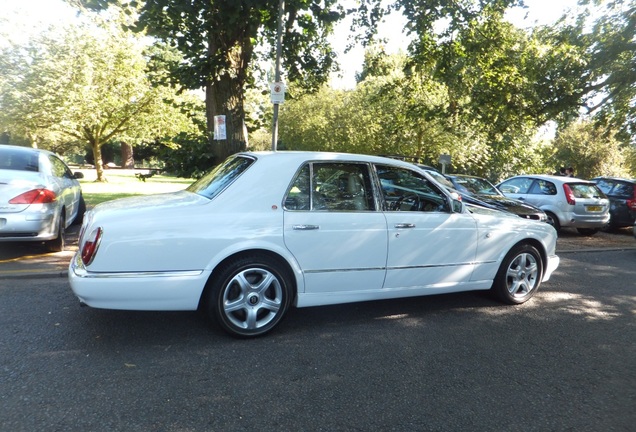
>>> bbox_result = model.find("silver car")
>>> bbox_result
[498,174,609,235]
[0,144,85,251]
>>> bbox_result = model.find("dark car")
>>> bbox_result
[446,174,547,222]
[591,177,636,229]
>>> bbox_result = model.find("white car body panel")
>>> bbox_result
[70,151,559,314]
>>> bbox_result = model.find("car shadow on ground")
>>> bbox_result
[0,225,80,261]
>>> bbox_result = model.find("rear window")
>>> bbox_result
[0,148,39,172]
[186,155,255,200]
[595,179,633,197]
[569,184,606,199]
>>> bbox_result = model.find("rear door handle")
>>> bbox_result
[292,224,319,230]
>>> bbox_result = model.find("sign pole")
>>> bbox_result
[271,0,284,151]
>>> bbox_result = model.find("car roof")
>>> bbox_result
[242,151,427,170]
[591,176,636,184]
[0,144,55,158]
[505,174,596,184]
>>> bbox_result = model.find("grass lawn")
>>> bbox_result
[77,169,194,207]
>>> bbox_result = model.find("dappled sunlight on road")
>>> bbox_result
[538,291,628,320]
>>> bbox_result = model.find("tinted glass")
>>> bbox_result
[570,184,605,199]
[499,177,533,194]
[529,180,557,195]
[0,148,39,172]
[453,176,499,196]
[298,162,374,211]
[376,164,449,212]
[186,155,254,200]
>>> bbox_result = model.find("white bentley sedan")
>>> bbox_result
[69,152,559,337]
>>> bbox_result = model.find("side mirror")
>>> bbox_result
[74,172,84,179]
[451,198,464,213]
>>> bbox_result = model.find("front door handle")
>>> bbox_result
[293,224,319,230]
[394,223,415,229]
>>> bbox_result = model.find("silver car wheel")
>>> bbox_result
[505,252,539,298]
[221,267,284,331]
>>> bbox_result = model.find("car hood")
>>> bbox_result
[470,194,541,215]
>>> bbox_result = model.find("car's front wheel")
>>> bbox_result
[544,211,561,231]
[492,243,543,304]
[207,255,293,338]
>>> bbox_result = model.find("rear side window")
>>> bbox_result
[529,180,557,195]
[186,155,255,200]
[0,149,39,172]
[285,162,375,211]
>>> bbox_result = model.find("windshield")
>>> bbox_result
[186,155,255,199]
[453,176,500,196]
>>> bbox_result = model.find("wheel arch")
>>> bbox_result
[198,248,299,310]
[510,238,547,278]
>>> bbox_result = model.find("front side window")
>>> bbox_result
[284,162,374,211]
[376,165,449,212]
[499,177,533,194]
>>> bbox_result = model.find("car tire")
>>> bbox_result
[207,254,293,338]
[46,212,65,252]
[544,211,560,232]
[491,243,543,305]
[576,228,599,236]
[72,194,86,225]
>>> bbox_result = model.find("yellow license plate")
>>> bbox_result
[586,206,602,212]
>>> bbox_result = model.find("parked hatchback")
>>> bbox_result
[590,177,636,229]
[498,175,609,235]
[0,144,85,251]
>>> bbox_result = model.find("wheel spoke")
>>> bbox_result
[506,253,538,297]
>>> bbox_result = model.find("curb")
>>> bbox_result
[0,269,69,280]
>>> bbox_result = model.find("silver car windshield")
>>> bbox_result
[186,155,255,200]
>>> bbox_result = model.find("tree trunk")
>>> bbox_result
[121,142,135,169]
[92,141,106,182]
[206,74,248,164]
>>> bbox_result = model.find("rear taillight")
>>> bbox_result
[9,189,56,204]
[563,184,576,205]
[81,227,103,266]
[629,188,636,210]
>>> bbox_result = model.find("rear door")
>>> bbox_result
[283,162,388,294]
[47,155,81,224]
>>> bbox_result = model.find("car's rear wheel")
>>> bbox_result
[46,212,65,252]
[72,194,86,225]
[576,228,599,236]
[544,211,560,231]
[207,255,293,338]
[492,243,543,304]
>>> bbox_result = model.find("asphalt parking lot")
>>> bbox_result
[1,243,634,431]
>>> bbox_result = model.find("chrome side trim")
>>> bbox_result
[71,254,203,279]
[303,261,495,274]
